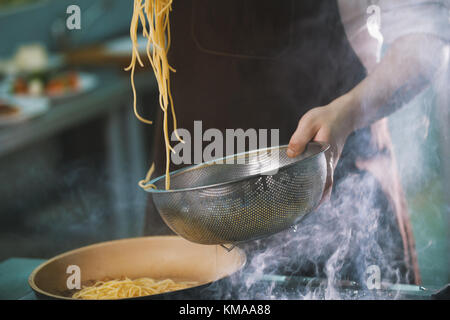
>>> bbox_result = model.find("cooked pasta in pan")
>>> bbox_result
[72,277,198,299]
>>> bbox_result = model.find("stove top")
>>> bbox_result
[165,270,448,300]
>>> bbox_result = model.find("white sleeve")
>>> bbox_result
[378,0,450,43]
[338,0,450,71]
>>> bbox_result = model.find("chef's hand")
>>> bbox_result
[286,94,356,203]
[286,34,447,203]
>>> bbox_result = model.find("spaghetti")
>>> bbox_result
[72,277,198,299]
[76,2,190,300]
[126,0,183,190]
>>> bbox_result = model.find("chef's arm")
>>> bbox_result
[287,33,448,161]
[344,33,447,132]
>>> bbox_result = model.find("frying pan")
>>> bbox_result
[28,236,246,300]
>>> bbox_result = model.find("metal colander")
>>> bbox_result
[144,142,329,246]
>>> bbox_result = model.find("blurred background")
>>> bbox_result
[0,0,158,262]
[0,0,448,289]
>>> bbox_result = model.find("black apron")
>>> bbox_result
[145,0,420,285]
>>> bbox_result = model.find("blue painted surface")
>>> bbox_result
[389,88,449,286]
[0,257,45,300]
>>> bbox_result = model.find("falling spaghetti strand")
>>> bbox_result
[126,0,183,190]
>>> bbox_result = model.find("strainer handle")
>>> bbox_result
[220,244,236,252]
[319,143,334,205]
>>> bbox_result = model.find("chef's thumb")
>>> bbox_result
[287,118,317,158]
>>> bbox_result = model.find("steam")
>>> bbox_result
[221,171,414,300]
[221,3,450,299]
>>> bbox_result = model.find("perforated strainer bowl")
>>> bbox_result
[144,142,329,246]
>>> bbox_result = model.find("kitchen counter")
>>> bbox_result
[1,257,446,300]
[0,69,154,158]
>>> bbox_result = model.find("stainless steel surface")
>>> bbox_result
[144,142,329,245]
